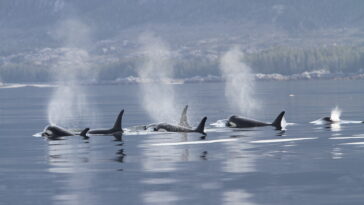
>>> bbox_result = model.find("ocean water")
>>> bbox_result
[1,80,364,205]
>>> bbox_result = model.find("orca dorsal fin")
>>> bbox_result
[80,128,90,137]
[179,105,191,128]
[195,116,207,135]
[271,111,285,130]
[112,109,124,132]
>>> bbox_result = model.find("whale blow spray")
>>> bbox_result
[220,46,259,116]
[137,33,178,123]
[47,19,98,128]
[330,106,341,122]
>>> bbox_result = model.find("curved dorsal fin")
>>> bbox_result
[112,109,124,131]
[179,105,191,128]
[194,117,207,135]
[271,111,285,130]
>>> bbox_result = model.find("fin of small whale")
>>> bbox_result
[322,116,340,123]
[322,117,332,122]
[80,128,90,137]
[195,116,207,135]
[271,111,285,130]
[179,105,191,128]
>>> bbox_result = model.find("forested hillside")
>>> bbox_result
[1,0,364,82]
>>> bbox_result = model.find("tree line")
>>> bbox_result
[246,46,364,75]
[2,45,364,82]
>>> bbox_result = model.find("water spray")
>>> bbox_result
[47,19,98,128]
[137,32,178,123]
[330,106,341,122]
[219,46,259,116]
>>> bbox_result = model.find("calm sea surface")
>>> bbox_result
[1,80,364,205]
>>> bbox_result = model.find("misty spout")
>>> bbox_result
[137,33,178,123]
[219,46,260,116]
[47,19,98,128]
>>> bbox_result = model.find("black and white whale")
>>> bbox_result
[147,116,207,135]
[321,117,338,123]
[144,105,205,134]
[128,105,192,132]
[147,105,192,128]
[42,125,89,138]
[88,109,124,135]
[315,107,341,124]
[226,111,285,130]
[313,107,364,124]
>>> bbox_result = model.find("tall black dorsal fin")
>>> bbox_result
[80,128,90,137]
[112,109,124,132]
[195,117,207,135]
[271,111,285,130]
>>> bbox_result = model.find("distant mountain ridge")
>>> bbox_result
[1,1,364,82]
[1,0,364,39]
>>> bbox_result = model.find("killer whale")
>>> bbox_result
[316,107,341,124]
[148,116,207,135]
[144,105,207,135]
[315,108,364,124]
[226,111,285,130]
[129,105,192,132]
[321,117,338,123]
[88,109,124,135]
[42,125,89,138]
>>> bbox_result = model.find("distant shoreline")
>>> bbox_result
[2,73,364,88]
